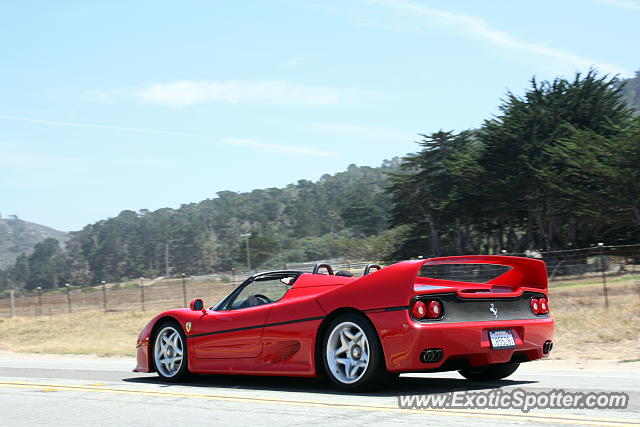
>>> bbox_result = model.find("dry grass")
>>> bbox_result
[550,273,640,290]
[549,289,640,361]
[0,284,638,361]
[0,310,149,357]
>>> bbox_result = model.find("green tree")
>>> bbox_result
[388,130,482,258]
[478,70,633,250]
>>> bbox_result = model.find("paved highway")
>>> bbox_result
[0,353,638,426]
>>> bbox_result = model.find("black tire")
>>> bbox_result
[321,313,393,392]
[459,362,520,381]
[152,320,190,382]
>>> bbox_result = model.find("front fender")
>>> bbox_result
[133,309,200,373]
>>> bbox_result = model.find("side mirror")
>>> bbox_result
[190,298,204,312]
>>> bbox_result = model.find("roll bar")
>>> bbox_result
[312,263,334,275]
[363,263,382,276]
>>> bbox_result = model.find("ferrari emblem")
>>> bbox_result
[185,322,192,333]
[489,303,498,319]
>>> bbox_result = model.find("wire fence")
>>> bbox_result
[517,243,640,308]
[1,245,639,318]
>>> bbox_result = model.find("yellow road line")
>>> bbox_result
[0,380,637,427]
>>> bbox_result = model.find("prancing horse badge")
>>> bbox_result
[489,303,498,319]
[185,322,192,333]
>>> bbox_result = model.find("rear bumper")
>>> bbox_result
[367,310,554,373]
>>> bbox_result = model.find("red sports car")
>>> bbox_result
[134,255,554,391]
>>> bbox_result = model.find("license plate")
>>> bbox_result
[489,329,516,349]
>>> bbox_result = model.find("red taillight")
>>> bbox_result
[530,298,540,314]
[412,301,427,319]
[539,298,548,314]
[426,300,443,319]
[412,300,442,319]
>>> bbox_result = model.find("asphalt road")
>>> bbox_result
[0,354,638,426]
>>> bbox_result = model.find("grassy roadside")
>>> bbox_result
[0,311,149,357]
[549,273,640,290]
[0,288,638,361]
[548,292,640,361]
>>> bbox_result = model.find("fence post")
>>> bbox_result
[36,287,42,316]
[598,243,609,309]
[140,277,145,312]
[65,283,71,313]
[9,289,15,318]
[101,280,107,312]
[181,273,187,307]
[635,246,640,304]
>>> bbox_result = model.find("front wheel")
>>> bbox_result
[322,313,393,391]
[459,362,520,381]
[153,321,189,381]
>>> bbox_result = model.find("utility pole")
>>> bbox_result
[165,244,170,278]
[241,233,252,271]
[65,283,71,313]
[101,280,107,312]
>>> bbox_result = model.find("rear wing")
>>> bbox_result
[316,255,547,312]
[421,255,548,290]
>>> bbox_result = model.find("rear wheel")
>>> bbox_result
[322,313,393,391]
[459,362,520,381]
[153,321,189,381]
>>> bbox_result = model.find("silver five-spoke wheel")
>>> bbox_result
[154,325,184,378]
[326,321,370,384]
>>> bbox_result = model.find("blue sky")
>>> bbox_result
[1,0,638,231]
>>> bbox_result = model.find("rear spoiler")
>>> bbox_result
[316,256,547,312]
[422,255,548,290]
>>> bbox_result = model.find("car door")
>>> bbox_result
[192,304,271,358]
[192,274,292,359]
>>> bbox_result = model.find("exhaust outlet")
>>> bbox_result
[543,340,553,354]
[420,348,444,363]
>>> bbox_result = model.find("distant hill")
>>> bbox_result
[0,216,67,269]
[0,161,403,289]
[618,70,640,110]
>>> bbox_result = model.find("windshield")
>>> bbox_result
[211,272,300,311]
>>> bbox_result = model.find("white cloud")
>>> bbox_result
[362,0,633,77]
[0,114,336,158]
[134,80,345,107]
[222,137,337,157]
[0,114,202,137]
[281,56,305,68]
[590,0,640,11]
[82,88,130,103]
